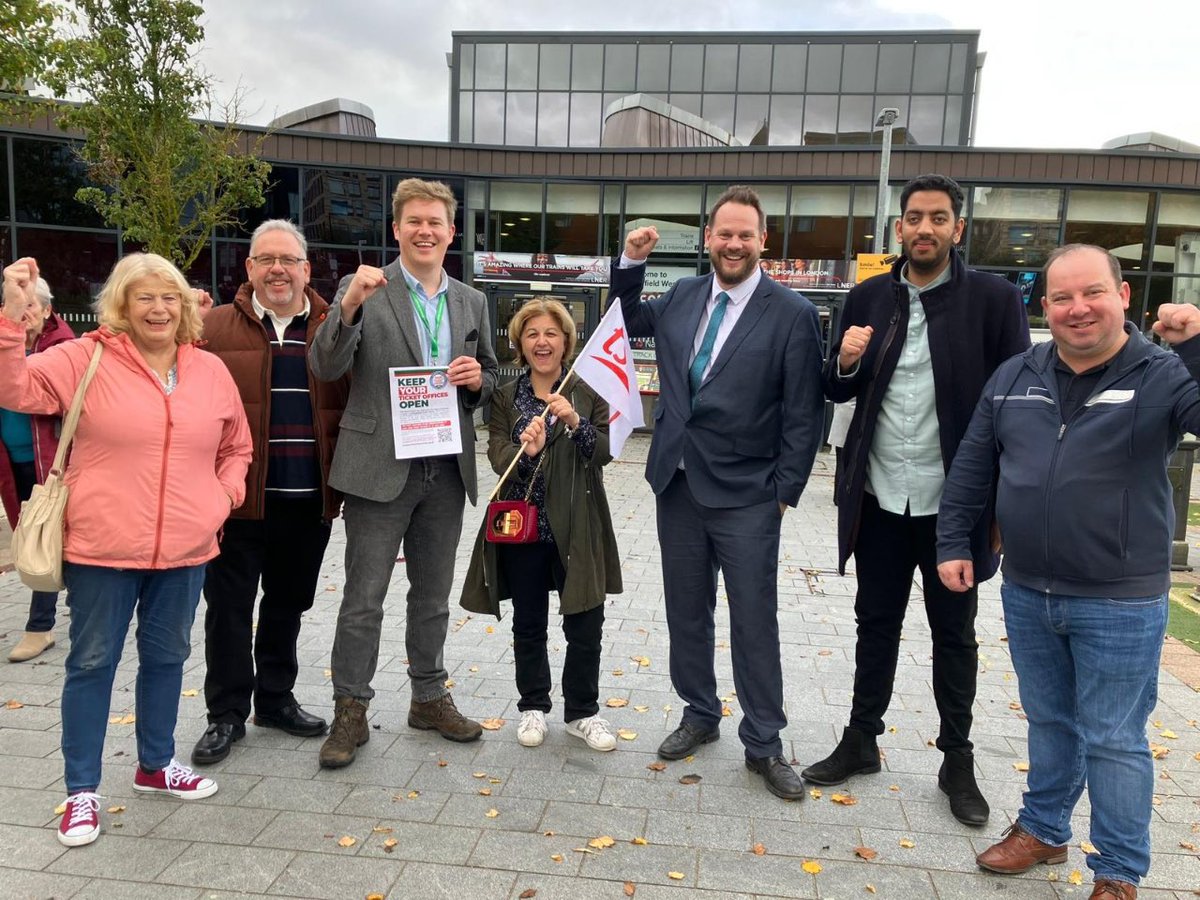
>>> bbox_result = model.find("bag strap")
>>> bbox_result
[48,343,104,476]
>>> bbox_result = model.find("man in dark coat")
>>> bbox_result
[802,174,1029,827]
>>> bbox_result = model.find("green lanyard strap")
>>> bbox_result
[407,286,447,363]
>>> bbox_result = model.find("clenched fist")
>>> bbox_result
[339,265,389,325]
[1153,303,1200,346]
[624,226,659,263]
[2,258,40,325]
[838,324,874,372]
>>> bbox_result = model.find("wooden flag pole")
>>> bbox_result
[486,366,581,503]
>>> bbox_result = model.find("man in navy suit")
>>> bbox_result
[608,186,825,799]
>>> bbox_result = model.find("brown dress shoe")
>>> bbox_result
[318,697,369,769]
[408,693,482,742]
[1090,880,1136,899]
[976,822,1067,874]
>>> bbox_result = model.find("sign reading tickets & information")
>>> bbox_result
[388,367,462,459]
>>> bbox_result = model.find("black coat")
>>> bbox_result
[823,249,1030,579]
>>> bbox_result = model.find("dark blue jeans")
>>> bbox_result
[1002,579,1167,887]
[61,562,205,793]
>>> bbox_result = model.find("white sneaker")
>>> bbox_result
[566,715,617,752]
[517,710,548,747]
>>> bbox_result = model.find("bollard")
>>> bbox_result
[1169,438,1199,571]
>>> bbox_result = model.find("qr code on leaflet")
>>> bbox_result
[437,428,453,443]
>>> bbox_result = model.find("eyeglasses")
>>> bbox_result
[250,255,306,269]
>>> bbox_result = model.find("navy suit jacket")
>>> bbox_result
[608,262,825,509]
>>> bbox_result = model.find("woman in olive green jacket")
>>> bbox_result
[461,299,622,752]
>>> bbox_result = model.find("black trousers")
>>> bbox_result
[849,492,978,752]
[202,495,331,724]
[499,540,604,723]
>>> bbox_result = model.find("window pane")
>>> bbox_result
[225,164,299,237]
[704,44,738,92]
[604,44,636,91]
[546,183,600,254]
[873,96,907,142]
[505,92,537,145]
[802,95,838,144]
[950,43,969,91]
[474,44,506,90]
[913,43,950,93]
[841,44,877,93]
[669,93,703,119]
[877,43,913,92]
[572,44,603,90]
[772,44,806,92]
[467,180,487,251]
[474,91,505,144]
[537,92,569,146]
[1153,192,1200,273]
[13,139,105,228]
[908,95,945,145]
[459,43,474,89]
[670,45,703,92]
[838,95,873,140]
[788,185,851,258]
[507,44,537,90]
[539,44,569,90]
[734,94,769,144]
[307,246,381,304]
[388,174,463,249]
[968,186,1062,267]
[807,44,842,92]
[625,184,703,256]
[849,184,903,255]
[706,183,785,257]
[943,96,962,145]
[637,44,670,92]
[570,92,602,146]
[302,169,383,246]
[702,94,735,134]
[489,182,542,252]
[737,44,772,92]
[17,229,118,313]
[1065,190,1152,269]
[602,184,622,256]
[769,95,804,145]
[457,91,473,142]
[0,141,8,220]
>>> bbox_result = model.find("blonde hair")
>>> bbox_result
[508,299,577,367]
[391,177,457,224]
[94,253,204,344]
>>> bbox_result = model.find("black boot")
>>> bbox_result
[801,726,881,786]
[938,750,989,826]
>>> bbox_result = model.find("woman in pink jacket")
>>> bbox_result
[0,254,252,848]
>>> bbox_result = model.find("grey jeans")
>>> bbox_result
[330,456,465,703]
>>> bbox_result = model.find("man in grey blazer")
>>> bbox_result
[608,186,825,799]
[309,178,498,768]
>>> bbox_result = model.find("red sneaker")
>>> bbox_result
[57,791,101,846]
[133,759,218,799]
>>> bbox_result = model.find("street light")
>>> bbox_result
[873,107,901,254]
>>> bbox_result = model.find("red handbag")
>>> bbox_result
[485,449,546,544]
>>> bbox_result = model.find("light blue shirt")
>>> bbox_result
[866,262,952,516]
[398,262,451,367]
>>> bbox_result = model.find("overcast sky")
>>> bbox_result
[195,0,1197,150]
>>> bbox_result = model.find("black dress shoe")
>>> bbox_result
[657,722,720,760]
[253,703,328,737]
[938,751,990,826]
[801,726,881,786]
[191,722,245,765]
[746,755,806,800]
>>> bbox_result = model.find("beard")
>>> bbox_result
[904,239,953,276]
[709,249,760,286]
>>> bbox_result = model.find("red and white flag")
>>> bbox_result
[571,301,644,457]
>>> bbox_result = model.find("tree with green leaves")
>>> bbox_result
[46,0,270,270]
[0,0,60,121]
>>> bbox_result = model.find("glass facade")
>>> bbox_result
[452,33,978,149]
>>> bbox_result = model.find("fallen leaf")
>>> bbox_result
[1068,870,1083,885]
[106,805,126,814]
[485,626,494,634]
[407,790,420,799]
[831,793,858,806]
[606,697,629,708]
[1008,701,1022,710]
[618,729,638,741]
[809,788,822,800]
[436,759,448,768]
[751,842,766,855]
[887,726,897,733]
[678,774,702,785]
[383,838,398,851]
[372,826,393,833]
[802,860,822,874]
[108,713,136,725]
[489,777,502,784]
[543,830,556,836]
[550,853,564,862]
[1013,762,1030,772]
[469,666,479,672]
[519,890,537,899]
[888,785,900,792]
[866,886,877,894]
[367,894,385,900]
[444,679,455,688]
[1179,841,1197,851]
[855,846,878,860]
[624,882,636,897]
[337,835,357,847]
[1047,872,1059,881]
[647,762,667,772]
[1161,729,1179,739]
[1080,840,1098,855]
[612,668,624,676]
[818,650,833,657]
[323,668,332,678]
[181,689,199,697]
[926,739,936,747]
[683,754,695,763]
[588,835,616,849]
[478,788,492,796]
[1153,720,1163,727]
[898,838,916,849]
[667,871,685,880]
[480,718,506,730]
[4,699,23,710]
[631,655,650,667]
[631,837,648,845]
[472,772,487,778]
[721,705,733,717]
[54,802,66,815]
[485,808,500,818]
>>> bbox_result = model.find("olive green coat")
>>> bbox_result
[460,377,623,619]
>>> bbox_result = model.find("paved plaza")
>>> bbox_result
[1,434,1200,899]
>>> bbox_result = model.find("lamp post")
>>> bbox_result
[873,108,901,254]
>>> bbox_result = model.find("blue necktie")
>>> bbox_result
[689,291,729,403]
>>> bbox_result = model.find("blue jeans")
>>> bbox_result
[1001,579,1167,887]
[61,562,206,793]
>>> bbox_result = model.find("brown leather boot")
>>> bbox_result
[976,822,1068,874]
[408,693,482,742]
[1090,880,1136,899]
[318,697,369,769]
